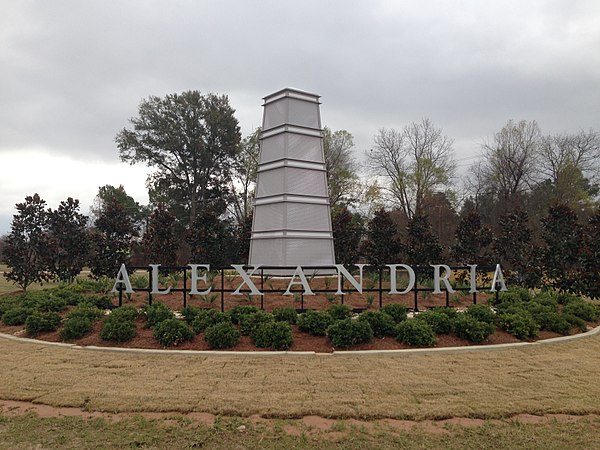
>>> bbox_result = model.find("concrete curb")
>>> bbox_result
[1,323,599,357]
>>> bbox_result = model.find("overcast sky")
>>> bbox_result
[1,0,599,234]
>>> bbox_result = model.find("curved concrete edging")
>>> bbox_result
[1,324,599,357]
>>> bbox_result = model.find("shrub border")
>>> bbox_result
[1,322,599,357]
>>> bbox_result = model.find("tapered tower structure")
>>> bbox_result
[248,88,335,273]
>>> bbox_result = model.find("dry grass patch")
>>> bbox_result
[1,333,600,420]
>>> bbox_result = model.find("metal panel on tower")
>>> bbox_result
[248,88,336,274]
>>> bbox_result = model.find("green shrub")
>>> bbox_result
[496,288,532,305]
[74,276,113,294]
[498,312,539,339]
[563,299,599,322]
[327,319,373,348]
[415,310,453,334]
[66,303,104,321]
[297,310,334,336]
[435,307,458,320]
[327,304,352,321]
[60,316,94,340]
[22,292,67,312]
[227,305,261,324]
[563,314,588,332]
[142,303,175,328]
[191,309,230,334]
[395,319,436,347]
[2,307,31,326]
[100,315,137,342]
[0,297,21,317]
[252,321,294,350]
[153,319,195,347]
[109,306,139,322]
[84,295,113,310]
[357,311,396,338]
[465,304,496,324]
[239,311,274,336]
[556,292,580,305]
[50,287,88,306]
[380,303,408,323]
[453,314,495,343]
[204,322,241,349]
[534,310,572,335]
[181,306,204,324]
[25,312,61,335]
[271,307,298,324]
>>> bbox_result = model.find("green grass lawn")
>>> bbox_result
[0,264,61,295]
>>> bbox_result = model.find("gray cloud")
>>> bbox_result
[1,0,599,233]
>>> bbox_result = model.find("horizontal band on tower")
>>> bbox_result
[251,230,334,239]
[263,88,321,105]
[253,194,330,205]
[258,159,326,173]
[261,124,322,139]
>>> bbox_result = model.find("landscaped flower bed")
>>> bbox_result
[0,283,598,352]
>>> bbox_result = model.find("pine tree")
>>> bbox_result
[452,209,492,265]
[331,207,364,265]
[141,204,179,267]
[405,215,442,266]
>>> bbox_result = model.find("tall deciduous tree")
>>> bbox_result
[229,128,260,227]
[47,197,90,282]
[90,184,147,227]
[116,91,241,227]
[477,120,541,208]
[323,127,359,208]
[3,194,51,291]
[368,119,455,218]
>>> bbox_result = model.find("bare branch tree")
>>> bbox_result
[367,119,455,218]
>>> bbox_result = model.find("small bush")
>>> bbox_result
[0,297,21,317]
[227,305,261,324]
[563,314,588,332]
[271,307,298,324]
[22,292,67,313]
[415,310,453,334]
[297,310,334,336]
[66,303,104,322]
[498,312,539,339]
[252,321,294,350]
[239,311,274,336]
[556,292,580,305]
[534,310,572,335]
[181,306,204,324]
[191,309,230,334]
[142,303,175,328]
[395,320,436,347]
[2,307,31,326]
[60,316,94,340]
[435,307,458,320]
[50,287,88,306]
[100,315,137,342]
[204,322,241,349]
[453,314,495,343]
[496,288,531,305]
[327,319,373,348]
[109,306,139,322]
[357,311,396,338]
[465,304,496,325]
[153,319,194,347]
[25,312,61,335]
[563,299,599,322]
[380,303,408,323]
[327,304,352,321]
[84,295,113,310]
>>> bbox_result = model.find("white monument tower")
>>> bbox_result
[248,88,336,273]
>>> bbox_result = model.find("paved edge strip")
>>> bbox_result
[1,324,599,357]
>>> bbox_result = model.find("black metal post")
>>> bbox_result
[183,269,187,309]
[148,267,152,305]
[445,290,449,307]
[379,267,383,309]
